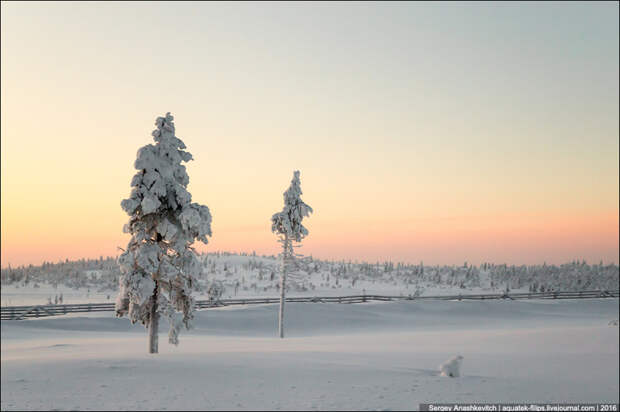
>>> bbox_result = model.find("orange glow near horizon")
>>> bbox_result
[2,207,617,267]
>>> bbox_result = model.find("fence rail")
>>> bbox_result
[2,290,618,320]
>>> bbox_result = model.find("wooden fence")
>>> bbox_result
[2,290,618,321]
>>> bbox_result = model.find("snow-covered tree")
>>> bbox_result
[271,170,312,338]
[115,112,212,354]
[207,280,225,302]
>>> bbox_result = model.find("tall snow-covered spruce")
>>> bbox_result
[115,112,212,354]
[271,170,312,338]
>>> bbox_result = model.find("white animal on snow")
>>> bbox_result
[439,355,464,377]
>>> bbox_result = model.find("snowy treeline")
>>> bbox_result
[2,255,618,298]
[486,261,620,293]
[0,257,120,292]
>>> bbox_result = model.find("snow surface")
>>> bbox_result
[1,284,115,307]
[2,299,618,410]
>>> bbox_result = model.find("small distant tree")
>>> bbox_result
[115,112,212,354]
[271,170,312,338]
[207,280,225,302]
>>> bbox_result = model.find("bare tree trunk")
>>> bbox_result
[148,282,159,354]
[278,235,289,339]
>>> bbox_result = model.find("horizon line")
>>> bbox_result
[2,250,618,271]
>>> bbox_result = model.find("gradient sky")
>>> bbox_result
[1,2,618,267]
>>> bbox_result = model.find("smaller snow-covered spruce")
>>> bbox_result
[271,170,312,338]
[439,355,464,378]
[115,112,212,354]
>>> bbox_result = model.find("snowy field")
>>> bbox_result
[2,299,618,410]
[0,281,509,307]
